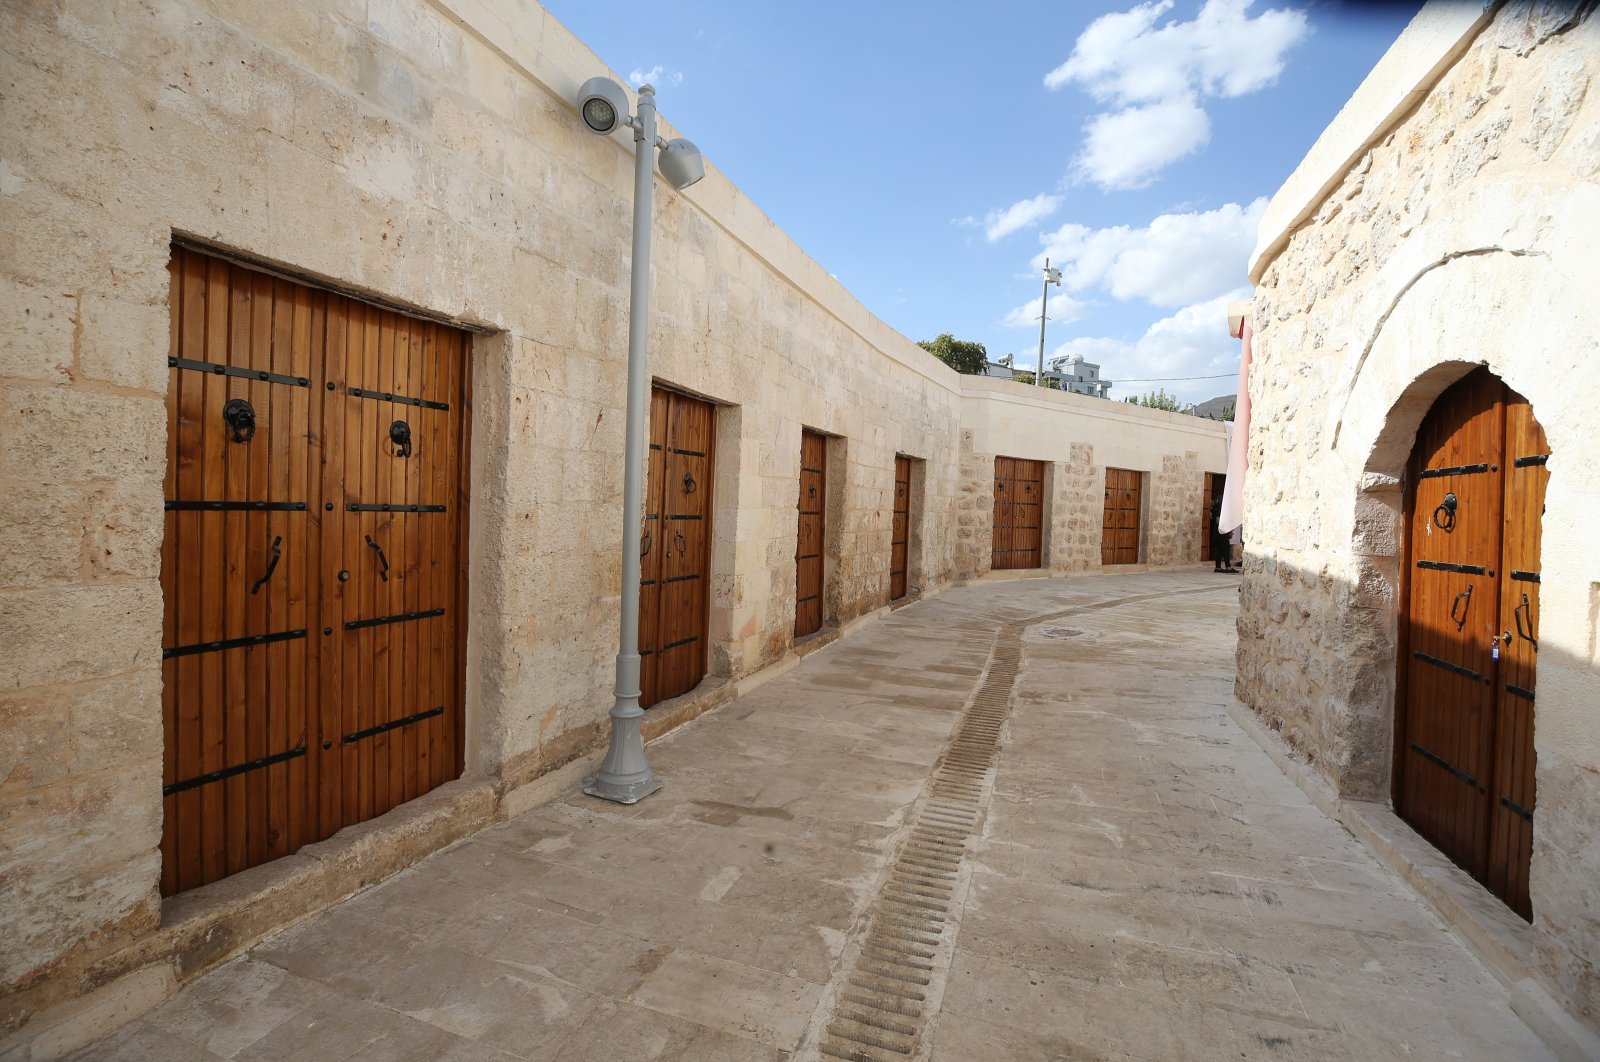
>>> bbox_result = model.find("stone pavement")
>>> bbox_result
[71,572,1550,1061]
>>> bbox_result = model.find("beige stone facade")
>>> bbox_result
[1237,1,1600,1041]
[0,0,1226,1051]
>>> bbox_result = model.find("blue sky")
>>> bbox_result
[543,0,1422,405]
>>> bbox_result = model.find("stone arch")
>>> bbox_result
[1324,248,1594,801]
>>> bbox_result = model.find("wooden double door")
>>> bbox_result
[795,430,827,637]
[890,455,911,599]
[639,387,715,707]
[1102,467,1142,565]
[161,248,470,895]
[1397,368,1546,920]
[991,457,1043,570]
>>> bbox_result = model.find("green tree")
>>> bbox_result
[1125,388,1184,412]
[917,333,989,376]
[1010,371,1060,389]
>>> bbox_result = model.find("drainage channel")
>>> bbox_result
[808,584,1231,1062]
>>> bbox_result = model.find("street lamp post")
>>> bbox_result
[1035,258,1062,387]
[572,77,704,804]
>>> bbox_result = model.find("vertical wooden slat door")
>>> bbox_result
[325,304,468,831]
[890,455,911,600]
[795,429,827,637]
[991,456,1043,570]
[162,251,319,895]
[1202,472,1226,562]
[1102,468,1141,564]
[639,386,716,707]
[161,247,469,896]
[1397,368,1545,920]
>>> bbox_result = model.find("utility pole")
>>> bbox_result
[1036,258,1062,387]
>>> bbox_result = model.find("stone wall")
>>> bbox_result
[1237,2,1600,1030]
[0,0,1221,1047]
[956,380,1228,579]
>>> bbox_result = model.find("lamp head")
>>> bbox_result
[658,137,705,191]
[576,76,630,135]
[1044,266,1062,286]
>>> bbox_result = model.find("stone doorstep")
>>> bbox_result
[1224,697,1600,1062]
[1,587,942,1060]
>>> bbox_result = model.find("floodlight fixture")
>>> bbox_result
[577,76,630,135]
[1045,266,1062,286]
[658,138,705,191]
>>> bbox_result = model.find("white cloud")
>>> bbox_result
[1055,288,1249,405]
[1035,197,1266,308]
[1074,94,1210,190]
[1000,292,1089,330]
[1046,0,1309,189]
[627,65,683,88]
[983,194,1063,242]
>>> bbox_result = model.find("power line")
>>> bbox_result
[1112,371,1238,383]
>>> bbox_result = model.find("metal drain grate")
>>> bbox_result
[816,619,1030,1062]
[813,585,1230,1061]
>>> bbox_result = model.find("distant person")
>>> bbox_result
[1212,502,1236,573]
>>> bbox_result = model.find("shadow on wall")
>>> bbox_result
[1233,545,1598,1034]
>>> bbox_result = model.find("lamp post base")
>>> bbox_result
[582,698,663,805]
[582,771,664,804]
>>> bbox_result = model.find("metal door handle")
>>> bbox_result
[1449,585,1472,631]
[1514,593,1537,648]
[250,536,282,595]
[365,534,389,582]
[1432,492,1457,531]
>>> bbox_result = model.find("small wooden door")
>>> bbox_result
[991,457,1044,570]
[1202,472,1227,562]
[161,247,468,896]
[1102,468,1142,564]
[639,387,716,707]
[795,429,827,637]
[1397,368,1546,920]
[890,456,911,600]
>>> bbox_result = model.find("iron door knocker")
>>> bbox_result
[683,472,697,495]
[223,398,256,443]
[1432,492,1457,532]
[389,420,413,459]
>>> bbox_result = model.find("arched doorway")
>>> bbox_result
[1395,367,1547,921]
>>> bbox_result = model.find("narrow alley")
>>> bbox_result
[70,574,1549,1061]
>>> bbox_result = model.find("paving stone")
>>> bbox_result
[68,573,1552,1061]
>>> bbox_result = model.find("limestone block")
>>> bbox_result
[0,278,75,384]
[1521,48,1591,160]
[0,690,71,795]
[0,583,161,691]
[3,383,164,487]
[75,296,168,394]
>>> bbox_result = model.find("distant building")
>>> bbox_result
[1044,353,1113,397]
[981,359,1013,378]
